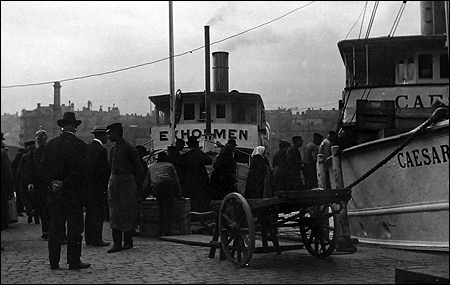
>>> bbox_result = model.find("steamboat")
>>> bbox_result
[148,50,270,193]
[336,1,449,251]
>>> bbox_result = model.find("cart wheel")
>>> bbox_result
[219,192,255,267]
[299,203,338,258]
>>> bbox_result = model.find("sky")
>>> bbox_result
[1,1,422,116]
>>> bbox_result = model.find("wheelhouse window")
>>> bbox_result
[184,103,195,120]
[398,57,415,84]
[216,103,226,119]
[440,54,449,79]
[231,100,257,123]
[418,54,433,79]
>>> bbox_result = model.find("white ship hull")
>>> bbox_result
[341,120,449,251]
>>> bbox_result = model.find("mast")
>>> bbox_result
[205,26,211,135]
[169,1,176,145]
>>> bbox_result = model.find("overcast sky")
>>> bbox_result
[1,1,421,115]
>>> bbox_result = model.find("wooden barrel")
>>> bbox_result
[139,197,191,237]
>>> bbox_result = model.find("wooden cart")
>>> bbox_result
[207,188,352,267]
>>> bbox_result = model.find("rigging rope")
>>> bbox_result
[388,1,407,37]
[365,1,379,39]
[358,1,369,40]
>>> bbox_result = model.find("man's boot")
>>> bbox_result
[123,230,133,250]
[107,229,122,253]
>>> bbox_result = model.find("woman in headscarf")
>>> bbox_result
[244,146,270,199]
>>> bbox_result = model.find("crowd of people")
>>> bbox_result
[1,110,338,270]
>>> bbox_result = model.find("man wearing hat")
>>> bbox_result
[303,132,324,189]
[15,140,38,224]
[84,126,111,247]
[177,136,212,212]
[20,128,51,238]
[105,122,144,253]
[142,151,182,236]
[1,132,14,231]
[40,111,91,270]
[210,138,238,200]
[285,135,305,191]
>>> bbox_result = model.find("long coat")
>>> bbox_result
[41,132,89,205]
[1,148,14,230]
[285,147,304,191]
[177,147,212,212]
[87,140,110,205]
[108,138,143,231]
[272,149,288,192]
[210,145,237,201]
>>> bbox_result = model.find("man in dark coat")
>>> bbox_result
[16,140,38,224]
[40,112,90,270]
[106,122,144,253]
[84,126,111,247]
[210,139,238,200]
[285,136,305,191]
[177,136,212,212]
[11,148,25,215]
[272,139,291,193]
[22,128,51,239]
[1,134,14,235]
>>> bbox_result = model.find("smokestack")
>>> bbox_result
[53,81,61,106]
[212,51,229,92]
[420,1,446,35]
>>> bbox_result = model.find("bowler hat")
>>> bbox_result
[90,126,107,134]
[57,112,82,127]
[226,139,238,146]
[156,151,168,162]
[313,132,323,140]
[186,136,199,146]
[279,139,290,148]
[106,123,123,133]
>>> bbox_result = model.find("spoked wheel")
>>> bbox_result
[219,192,255,267]
[299,203,339,258]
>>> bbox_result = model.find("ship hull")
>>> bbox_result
[341,120,449,251]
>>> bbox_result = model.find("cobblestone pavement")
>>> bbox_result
[1,215,448,284]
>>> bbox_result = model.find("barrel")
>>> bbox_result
[139,197,191,237]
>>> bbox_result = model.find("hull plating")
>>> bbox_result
[342,121,449,251]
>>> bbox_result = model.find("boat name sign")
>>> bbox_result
[397,144,449,169]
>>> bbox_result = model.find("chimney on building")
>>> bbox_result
[212,51,229,92]
[53,82,61,106]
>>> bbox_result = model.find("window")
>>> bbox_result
[184,103,195,120]
[440,54,449,79]
[232,102,247,123]
[398,57,415,84]
[418,54,433,79]
[216,103,226,118]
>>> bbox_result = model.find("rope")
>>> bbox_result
[346,107,448,189]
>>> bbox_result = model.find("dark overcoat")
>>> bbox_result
[87,140,110,204]
[177,147,212,212]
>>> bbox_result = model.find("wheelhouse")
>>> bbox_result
[149,90,269,162]
[337,34,449,145]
